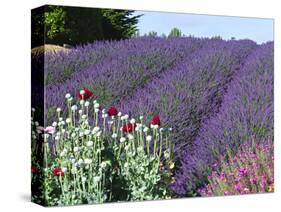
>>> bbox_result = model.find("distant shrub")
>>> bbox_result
[168,28,182,37]
[147,31,158,37]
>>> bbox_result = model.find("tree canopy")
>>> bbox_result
[168,27,182,37]
[32,5,141,47]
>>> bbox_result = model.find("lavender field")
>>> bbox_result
[31,36,273,205]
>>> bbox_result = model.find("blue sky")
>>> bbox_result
[134,11,273,44]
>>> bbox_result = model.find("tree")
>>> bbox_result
[148,31,158,37]
[132,30,140,38]
[101,9,141,40]
[31,6,45,48]
[211,35,223,40]
[31,5,142,47]
[168,27,182,37]
[44,6,67,40]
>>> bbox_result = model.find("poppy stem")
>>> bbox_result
[147,136,150,155]
[154,135,157,158]
[103,117,106,134]
[95,112,98,126]
[59,175,66,201]
[72,111,76,127]
[159,133,163,157]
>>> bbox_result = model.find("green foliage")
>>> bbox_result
[168,27,182,37]
[31,6,45,47]
[253,126,268,138]
[211,35,223,40]
[31,5,141,47]
[45,6,66,39]
[145,31,158,37]
[132,30,141,38]
[101,9,140,39]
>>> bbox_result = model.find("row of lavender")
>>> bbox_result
[42,37,207,123]
[172,42,274,194]
[118,39,258,156]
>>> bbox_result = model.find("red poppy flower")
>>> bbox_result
[31,165,39,173]
[78,88,93,100]
[108,106,118,116]
[151,115,161,126]
[122,123,136,133]
[52,167,64,176]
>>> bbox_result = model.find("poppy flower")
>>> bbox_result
[52,167,64,177]
[36,126,56,135]
[122,123,136,133]
[78,88,93,100]
[31,165,39,173]
[108,106,118,116]
[151,115,161,126]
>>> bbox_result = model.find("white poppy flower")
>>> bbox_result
[65,93,71,99]
[96,131,102,137]
[84,129,90,135]
[84,158,92,164]
[93,176,101,183]
[94,103,100,108]
[84,101,90,107]
[146,135,152,142]
[120,137,126,143]
[66,118,71,124]
[82,177,87,182]
[71,105,77,111]
[127,134,134,140]
[86,140,93,147]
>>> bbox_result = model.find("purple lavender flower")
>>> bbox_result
[173,42,273,195]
